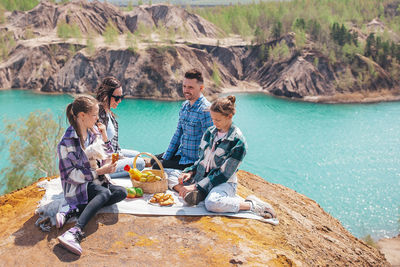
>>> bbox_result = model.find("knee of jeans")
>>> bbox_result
[119,187,128,199]
[101,189,112,200]
[205,194,223,213]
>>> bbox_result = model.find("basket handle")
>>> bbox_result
[133,152,165,179]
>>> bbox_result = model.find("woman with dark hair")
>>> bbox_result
[96,76,145,177]
[176,95,277,219]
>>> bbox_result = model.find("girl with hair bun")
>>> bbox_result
[175,95,277,219]
[56,95,127,256]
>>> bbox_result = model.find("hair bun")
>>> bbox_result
[227,95,236,104]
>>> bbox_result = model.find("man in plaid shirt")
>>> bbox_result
[152,69,213,170]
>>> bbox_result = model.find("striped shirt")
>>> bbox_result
[163,95,213,165]
[184,124,247,193]
[57,126,112,208]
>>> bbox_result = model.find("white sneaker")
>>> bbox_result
[57,226,84,255]
[246,195,276,219]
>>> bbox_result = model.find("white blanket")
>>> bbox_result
[36,177,279,227]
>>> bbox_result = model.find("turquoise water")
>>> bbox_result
[0,90,399,239]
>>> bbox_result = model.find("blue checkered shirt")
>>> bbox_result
[163,95,213,165]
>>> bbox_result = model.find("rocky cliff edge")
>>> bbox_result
[0,170,388,266]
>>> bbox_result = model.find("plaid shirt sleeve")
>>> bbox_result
[58,141,95,185]
[200,110,213,133]
[163,106,184,160]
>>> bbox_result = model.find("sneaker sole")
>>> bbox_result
[184,191,197,206]
[184,190,205,206]
[57,236,82,256]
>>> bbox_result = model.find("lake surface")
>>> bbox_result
[0,89,399,239]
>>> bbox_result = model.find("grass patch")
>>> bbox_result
[0,0,39,11]
[362,234,378,248]
[57,21,82,40]
[103,20,120,45]
[0,30,15,61]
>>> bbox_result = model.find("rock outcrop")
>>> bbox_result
[0,0,399,103]
[7,0,222,39]
[0,171,389,266]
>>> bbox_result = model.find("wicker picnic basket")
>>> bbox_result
[130,152,168,194]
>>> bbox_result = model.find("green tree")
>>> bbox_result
[364,33,376,59]
[272,20,282,40]
[307,19,321,41]
[0,111,64,193]
[293,18,306,30]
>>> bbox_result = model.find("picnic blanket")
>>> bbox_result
[35,173,279,231]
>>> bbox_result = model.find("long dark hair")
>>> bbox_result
[96,76,122,110]
[66,95,98,147]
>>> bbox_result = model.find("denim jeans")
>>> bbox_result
[109,149,145,178]
[204,182,241,213]
[76,182,127,229]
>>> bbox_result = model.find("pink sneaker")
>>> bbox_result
[57,226,84,255]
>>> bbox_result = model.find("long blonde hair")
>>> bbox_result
[66,95,98,147]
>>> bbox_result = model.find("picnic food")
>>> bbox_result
[126,187,144,198]
[111,153,119,164]
[149,193,174,206]
[124,165,142,181]
[124,165,162,183]
[126,187,136,198]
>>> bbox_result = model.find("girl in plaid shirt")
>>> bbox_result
[56,95,127,255]
[177,96,277,219]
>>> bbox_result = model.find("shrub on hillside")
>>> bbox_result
[57,21,82,40]
[0,111,64,193]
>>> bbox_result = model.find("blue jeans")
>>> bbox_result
[109,149,145,178]
[76,182,127,230]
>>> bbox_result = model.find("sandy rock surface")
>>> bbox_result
[0,171,389,266]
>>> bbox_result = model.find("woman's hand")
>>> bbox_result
[96,162,117,176]
[178,171,193,185]
[178,184,196,197]
[96,122,108,142]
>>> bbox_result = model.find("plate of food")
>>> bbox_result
[148,193,175,206]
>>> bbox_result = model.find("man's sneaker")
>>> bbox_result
[57,226,84,255]
[184,189,206,206]
[245,195,276,219]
